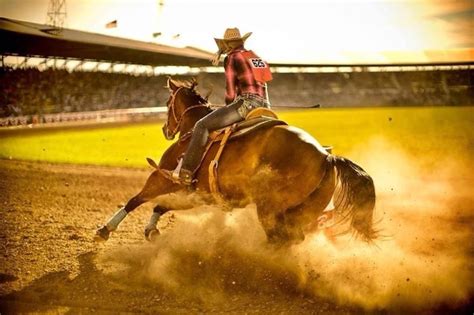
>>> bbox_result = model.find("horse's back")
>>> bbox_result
[266,125,330,162]
[215,124,330,207]
[257,124,329,182]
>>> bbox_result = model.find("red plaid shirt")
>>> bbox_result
[224,46,266,104]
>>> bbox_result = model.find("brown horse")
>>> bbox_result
[95,78,376,244]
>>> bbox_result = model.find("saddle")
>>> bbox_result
[151,108,287,201]
[209,107,284,142]
[204,108,287,203]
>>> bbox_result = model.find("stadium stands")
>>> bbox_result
[1,17,472,125]
[1,67,168,116]
[1,67,472,121]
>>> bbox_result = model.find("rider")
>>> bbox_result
[170,27,273,185]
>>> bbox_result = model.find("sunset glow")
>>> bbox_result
[1,0,472,64]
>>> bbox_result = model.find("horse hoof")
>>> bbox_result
[94,225,110,242]
[145,227,160,242]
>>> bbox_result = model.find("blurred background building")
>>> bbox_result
[0,0,473,125]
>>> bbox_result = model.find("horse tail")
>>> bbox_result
[327,155,377,241]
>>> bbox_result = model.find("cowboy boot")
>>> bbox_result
[161,158,194,186]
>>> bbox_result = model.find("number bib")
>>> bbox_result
[242,50,273,83]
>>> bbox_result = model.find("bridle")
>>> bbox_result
[164,86,209,139]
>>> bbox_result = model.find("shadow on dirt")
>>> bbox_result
[0,250,355,314]
[0,251,173,314]
[2,248,471,315]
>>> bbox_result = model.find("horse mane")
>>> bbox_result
[167,78,194,89]
[168,78,208,105]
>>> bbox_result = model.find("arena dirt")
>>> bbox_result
[0,145,473,313]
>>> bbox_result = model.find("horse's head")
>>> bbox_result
[162,77,209,140]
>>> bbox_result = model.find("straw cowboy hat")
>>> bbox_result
[214,28,252,53]
[211,28,252,65]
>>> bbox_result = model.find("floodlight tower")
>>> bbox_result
[46,0,67,30]
[152,0,165,41]
[158,0,165,19]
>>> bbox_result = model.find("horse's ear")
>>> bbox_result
[167,77,179,92]
[190,78,198,90]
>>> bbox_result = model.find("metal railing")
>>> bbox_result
[0,107,167,127]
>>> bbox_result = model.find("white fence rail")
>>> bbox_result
[0,107,168,127]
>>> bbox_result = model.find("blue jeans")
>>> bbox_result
[181,94,270,173]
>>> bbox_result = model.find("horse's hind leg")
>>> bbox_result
[259,205,309,245]
[254,199,296,245]
[282,206,306,242]
[284,164,336,238]
[95,170,180,241]
[256,165,336,246]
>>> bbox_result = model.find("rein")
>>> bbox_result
[166,87,209,138]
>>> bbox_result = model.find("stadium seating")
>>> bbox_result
[0,67,472,119]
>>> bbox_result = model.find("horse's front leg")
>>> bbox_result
[95,170,180,241]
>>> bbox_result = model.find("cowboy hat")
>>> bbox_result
[214,28,252,52]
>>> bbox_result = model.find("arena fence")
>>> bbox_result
[0,107,167,127]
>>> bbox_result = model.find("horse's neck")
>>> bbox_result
[179,106,212,137]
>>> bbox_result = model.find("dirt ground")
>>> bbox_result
[0,158,473,314]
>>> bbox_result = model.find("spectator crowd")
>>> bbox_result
[1,66,472,118]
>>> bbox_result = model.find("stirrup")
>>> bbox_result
[161,167,194,186]
[172,157,184,180]
[174,169,194,186]
[173,158,194,185]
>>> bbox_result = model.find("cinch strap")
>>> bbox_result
[208,125,235,204]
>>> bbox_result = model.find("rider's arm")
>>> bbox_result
[224,55,237,104]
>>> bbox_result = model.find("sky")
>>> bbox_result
[1,0,473,64]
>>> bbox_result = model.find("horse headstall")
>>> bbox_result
[163,87,209,140]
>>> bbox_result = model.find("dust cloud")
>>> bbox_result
[97,137,473,311]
